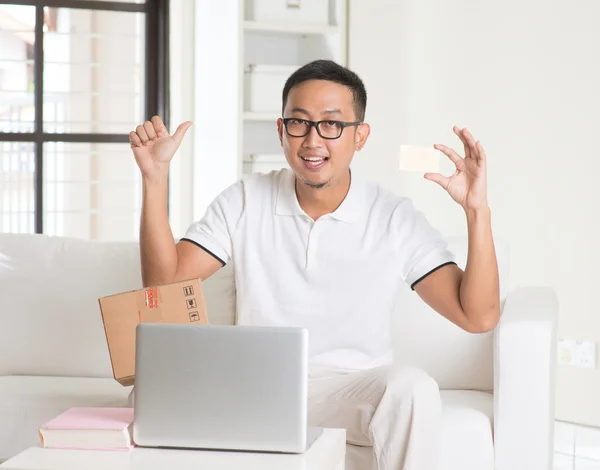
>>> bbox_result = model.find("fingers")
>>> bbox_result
[132,117,192,147]
[129,131,141,147]
[424,172,450,190]
[151,115,168,138]
[135,125,149,144]
[459,127,481,161]
[453,126,471,159]
[172,121,192,145]
[132,116,166,146]
[143,121,157,140]
[434,144,462,166]
[476,140,487,163]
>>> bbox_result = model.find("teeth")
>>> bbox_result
[303,157,324,162]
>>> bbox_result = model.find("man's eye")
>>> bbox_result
[324,121,338,128]
[290,119,305,125]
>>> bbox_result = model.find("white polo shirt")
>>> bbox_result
[183,169,455,372]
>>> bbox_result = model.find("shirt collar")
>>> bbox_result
[275,169,365,223]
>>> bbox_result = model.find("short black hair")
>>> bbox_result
[282,60,367,122]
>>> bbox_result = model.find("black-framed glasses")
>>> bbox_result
[282,118,362,140]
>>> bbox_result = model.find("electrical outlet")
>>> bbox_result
[580,341,597,368]
[557,339,597,369]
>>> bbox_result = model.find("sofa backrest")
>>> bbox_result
[393,236,509,391]
[0,234,141,377]
[0,234,507,391]
[0,233,237,378]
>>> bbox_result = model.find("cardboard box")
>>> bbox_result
[98,279,208,386]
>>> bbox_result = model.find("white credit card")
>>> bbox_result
[399,145,440,173]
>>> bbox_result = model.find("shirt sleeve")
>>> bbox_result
[180,180,244,266]
[394,199,457,290]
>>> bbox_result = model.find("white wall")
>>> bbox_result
[349,0,600,426]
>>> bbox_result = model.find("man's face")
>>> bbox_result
[277,80,369,189]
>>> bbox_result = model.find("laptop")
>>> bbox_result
[133,323,323,453]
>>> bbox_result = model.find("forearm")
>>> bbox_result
[140,172,178,287]
[459,207,500,331]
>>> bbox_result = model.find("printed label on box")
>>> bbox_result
[145,288,158,309]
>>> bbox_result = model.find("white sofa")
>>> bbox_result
[0,233,557,469]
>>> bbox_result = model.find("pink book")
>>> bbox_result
[39,408,134,450]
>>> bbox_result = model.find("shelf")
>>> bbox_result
[243,21,339,36]
[244,112,280,122]
[241,1,346,178]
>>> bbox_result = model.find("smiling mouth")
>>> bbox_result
[299,155,329,171]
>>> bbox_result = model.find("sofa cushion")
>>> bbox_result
[329,389,494,470]
[0,376,131,461]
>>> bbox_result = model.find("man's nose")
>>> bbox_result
[303,124,323,147]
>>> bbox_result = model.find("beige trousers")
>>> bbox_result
[307,366,442,470]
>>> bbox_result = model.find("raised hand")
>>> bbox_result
[424,126,488,211]
[129,115,192,180]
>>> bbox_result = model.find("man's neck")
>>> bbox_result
[295,170,351,221]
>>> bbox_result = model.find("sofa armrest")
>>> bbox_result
[493,286,558,470]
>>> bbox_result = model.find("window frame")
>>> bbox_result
[0,0,169,233]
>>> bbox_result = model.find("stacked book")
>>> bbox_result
[38,408,134,451]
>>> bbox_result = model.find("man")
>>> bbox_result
[129,60,499,470]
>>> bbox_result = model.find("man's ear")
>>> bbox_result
[277,118,284,146]
[355,123,370,151]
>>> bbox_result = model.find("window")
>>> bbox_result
[0,0,168,240]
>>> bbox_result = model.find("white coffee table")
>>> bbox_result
[0,428,345,470]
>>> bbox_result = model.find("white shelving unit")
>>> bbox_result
[243,111,281,121]
[243,20,340,35]
[240,0,348,176]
